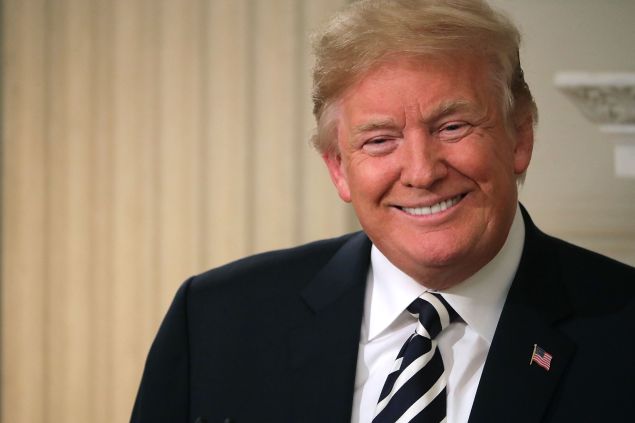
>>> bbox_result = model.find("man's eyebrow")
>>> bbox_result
[350,101,484,135]
[352,118,401,135]
[426,99,476,120]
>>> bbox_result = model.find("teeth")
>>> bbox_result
[401,195,463,216]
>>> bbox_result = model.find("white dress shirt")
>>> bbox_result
[351,206,525,423]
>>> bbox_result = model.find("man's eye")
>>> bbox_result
[368,138,388,145]
[438,122,471,141]
[362,137,397,154]
[444,123,464,131]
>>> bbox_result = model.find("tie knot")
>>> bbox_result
[406,292,458,339]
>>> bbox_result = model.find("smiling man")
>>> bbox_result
[323,55,533,291]
[132,1,635,422]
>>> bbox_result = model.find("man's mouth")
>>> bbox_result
[399,194,465,216]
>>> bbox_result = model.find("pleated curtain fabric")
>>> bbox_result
[373,292,458,423]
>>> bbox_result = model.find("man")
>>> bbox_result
[131,0,635,422]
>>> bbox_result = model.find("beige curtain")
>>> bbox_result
[1,0,355,421]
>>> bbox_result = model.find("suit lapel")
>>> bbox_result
[469,208,576,422]
[281,209,577,422]
[287,232,372,423]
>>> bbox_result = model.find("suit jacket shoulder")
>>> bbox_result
[547,232,635,311]
[131,232,372,423]
[190,232,359,292]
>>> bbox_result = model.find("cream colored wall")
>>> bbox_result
[489,0,635,265]
[2,1,634,423]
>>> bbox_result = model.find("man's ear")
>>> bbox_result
[322,151,352,203]
[513,115,534,176]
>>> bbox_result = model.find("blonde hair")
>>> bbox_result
[311,0,537,153]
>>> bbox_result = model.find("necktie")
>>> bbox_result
[373,292,458,423]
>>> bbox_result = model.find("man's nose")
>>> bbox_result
[399,133,448,188]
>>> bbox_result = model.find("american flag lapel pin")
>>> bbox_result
[530,344,553,371]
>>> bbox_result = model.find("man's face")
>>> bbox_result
[323,56,533,289]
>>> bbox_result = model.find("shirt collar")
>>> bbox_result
[364,205,525,344]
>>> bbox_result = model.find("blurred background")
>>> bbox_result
[2,0,634,422]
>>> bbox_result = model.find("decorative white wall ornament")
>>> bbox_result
[554,72,635,178]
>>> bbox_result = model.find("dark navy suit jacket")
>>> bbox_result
[131,208,635,422]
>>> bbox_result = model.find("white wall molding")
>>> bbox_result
[555,72,635,177]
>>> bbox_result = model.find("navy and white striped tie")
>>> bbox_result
[373,292,458,423]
